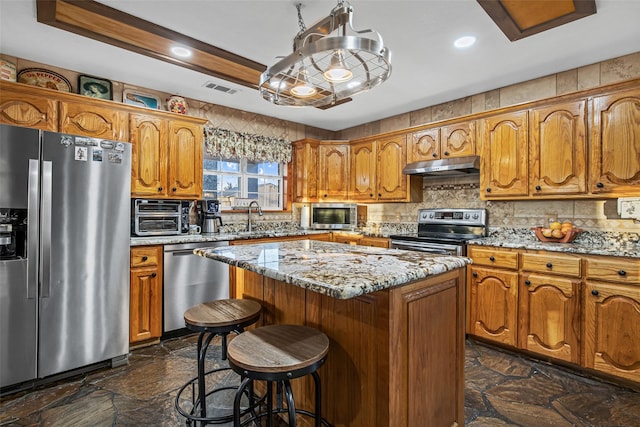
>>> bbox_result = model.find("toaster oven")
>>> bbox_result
[132,199,183,236]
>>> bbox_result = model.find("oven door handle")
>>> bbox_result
[390,240,456,255]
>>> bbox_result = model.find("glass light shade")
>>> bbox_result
[322,51,353,82]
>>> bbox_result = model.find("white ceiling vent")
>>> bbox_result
[203,81,238,95]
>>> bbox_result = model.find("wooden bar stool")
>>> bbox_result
[227,324,331,427]
[175,299,262,426]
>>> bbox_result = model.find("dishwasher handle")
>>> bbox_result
[169,249,199,256]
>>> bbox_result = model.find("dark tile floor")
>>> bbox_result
[1,336,638,426]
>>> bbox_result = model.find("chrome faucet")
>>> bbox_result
[247,200,263,233]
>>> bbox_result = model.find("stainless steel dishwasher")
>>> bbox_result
[163,241,229,333]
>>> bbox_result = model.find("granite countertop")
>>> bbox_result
[194,240,471,299]
[469,228,640,258]
[130,229,331,246]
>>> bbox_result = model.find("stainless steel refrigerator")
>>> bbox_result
[0,124,131,390]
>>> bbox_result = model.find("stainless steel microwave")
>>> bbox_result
[132,199,183,236]
[310,203,366,231]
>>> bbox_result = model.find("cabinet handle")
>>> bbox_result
[525,280,531,286]
[142,256,148,261]
[472,272,478,278]
[151,272,157,278]
[489,256,495,262]
[618,270,627,276]
[369,193,374,197]
[158,187,163,191]
[535,185,541,191]
[432,153,438,158]
[546,262,553,268]
[443,151,450,156]
[486,188,491,193]
[596,182,604,188]
[323,194,327,198]
[378,193,381,197]
[172,187,177,192]
[591,289,599,296]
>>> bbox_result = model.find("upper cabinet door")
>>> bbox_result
[0,84,58,131]
[440,120,475,158]
[409,128,440,162]
[530,100,587,195]
[376,135,408,200]
[318,143,350,200]
[59,100,128,141]
[130,113,167,197]
[167,120,203,198]
[291,139,319,202]
[350,140,376,200]
[590,88,640,196]
[480,110,529,198]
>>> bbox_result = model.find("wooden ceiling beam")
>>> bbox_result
[36,0,266,89]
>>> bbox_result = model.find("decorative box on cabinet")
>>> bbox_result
[130,246,163,345]
[409,120,475,162]
[583,256,640,383]
[589,87,640,196]
[519,252,582,364]
[0,81,57,130]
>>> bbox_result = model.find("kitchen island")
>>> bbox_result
[195,240,471,427]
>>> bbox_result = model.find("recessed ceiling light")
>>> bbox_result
[454,36,476,49]
[171,46,192,57]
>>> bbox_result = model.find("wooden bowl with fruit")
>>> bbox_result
[532,221,582,243]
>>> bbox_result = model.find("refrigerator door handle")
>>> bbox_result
[40,160,52,298]
[27,159,40,299]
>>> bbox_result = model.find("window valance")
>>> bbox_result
[203,126,292,163]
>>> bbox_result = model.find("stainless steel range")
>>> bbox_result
[390,208,487,256]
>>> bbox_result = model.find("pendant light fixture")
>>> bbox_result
[260,1,392,108]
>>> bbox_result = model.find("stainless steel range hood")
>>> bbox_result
[403,155,480,176]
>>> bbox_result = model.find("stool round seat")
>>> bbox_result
[227,324,330,427]
[184,299,262,332]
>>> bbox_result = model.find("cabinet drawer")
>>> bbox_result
[585,257,640,284]
[131,246,162,268]
[521,253,581,277]
[360,237,389,248]
[468,247,518,270]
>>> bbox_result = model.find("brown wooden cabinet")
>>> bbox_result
[529,99,588,196]
[359,236,390,248]
[589,87,640,196]
[291,139,319,202]
[130,113,203,199]
[350,134,421,202]
[129,246,163,345]
[318,142,350,200]
[409,120,475,162]
[479,110,529,198]
[59,100,128,141]
[0,82,58,130]
[519,252,582,364]
[583,256,640,383]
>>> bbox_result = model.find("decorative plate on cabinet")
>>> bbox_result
[17,68,72,92]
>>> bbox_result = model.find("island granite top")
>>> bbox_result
[195,240,471,299]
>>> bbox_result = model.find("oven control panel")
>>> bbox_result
[418,208,487,226]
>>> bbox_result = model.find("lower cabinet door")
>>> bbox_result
[519,273,580,363]
[468,266,518,346]
[130,266,163,343]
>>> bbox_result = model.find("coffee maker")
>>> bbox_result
[199,199,223,234]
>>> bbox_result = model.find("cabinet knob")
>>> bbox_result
[596,182,604,188]
[525,280,531,286]
[486,188,491,193]
[158,187,163,191]
[591,289,599,296]
[142,256,148,261]
[472,272,478,278]
[172,187,177,192]
[489,256,495,262]
[546,262,553,268]
[377,193,381,197]
[369,193,374,197]
[535,185,541,191]
[443,151,450,156]
[432,153,438,158]
[618,270,627,276]
[323,194,327,198]
[151,272,157,278]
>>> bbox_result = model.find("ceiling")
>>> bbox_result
[1,0,639,132]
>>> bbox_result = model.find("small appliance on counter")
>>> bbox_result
[199,199,223,234]
[131,199,182,236]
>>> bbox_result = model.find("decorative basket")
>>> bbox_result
[532,227,582,243]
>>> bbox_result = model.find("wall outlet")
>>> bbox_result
[617,197,640,220]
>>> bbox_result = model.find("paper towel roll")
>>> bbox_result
[300,205,310,229]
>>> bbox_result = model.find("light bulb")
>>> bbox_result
[323,51,353,83]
